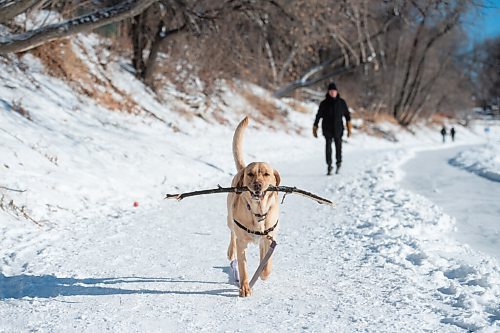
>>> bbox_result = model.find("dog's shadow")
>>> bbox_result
[214,265,239,287]
[0,273,238,299]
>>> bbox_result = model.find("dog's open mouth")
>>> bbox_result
[250,190,266,200]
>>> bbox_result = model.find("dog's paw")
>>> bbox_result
[239,284,252,297]
[260,270,270,280]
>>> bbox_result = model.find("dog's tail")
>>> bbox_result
[232,116,249,171]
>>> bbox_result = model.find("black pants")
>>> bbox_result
[325,136,342,166]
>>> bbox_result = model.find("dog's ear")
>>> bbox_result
[235,169,245,189]
[273,169,281,186]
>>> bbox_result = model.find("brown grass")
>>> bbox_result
[284,100,310,114]
[359,110,398,124]
[428,113,449,125]
[30,39,140,114]
[238,89,286,126]
[11,100,32,121]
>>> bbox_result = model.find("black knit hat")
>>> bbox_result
[327,82,337,91]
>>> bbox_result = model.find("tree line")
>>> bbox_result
[0,0,497,125]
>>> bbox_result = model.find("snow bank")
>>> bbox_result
[449,143,500,182]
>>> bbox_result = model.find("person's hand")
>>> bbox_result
[313,126,318,138]
[347,121,352,138]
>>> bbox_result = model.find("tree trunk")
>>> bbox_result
[131,12,147,79]
[143,24,186,89]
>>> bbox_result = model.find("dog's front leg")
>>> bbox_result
[236,239,251,297]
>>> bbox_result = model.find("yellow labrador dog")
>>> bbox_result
[227,116,281,297]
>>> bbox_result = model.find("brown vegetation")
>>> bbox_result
[238,89,285,127]
[30,39,140,114]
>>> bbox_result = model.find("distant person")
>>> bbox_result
[450,127,456,142]
[440,126,447,143]
[313,82,352,175]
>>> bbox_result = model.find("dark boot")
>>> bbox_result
[336,162,341,174]
[327,165,333,176]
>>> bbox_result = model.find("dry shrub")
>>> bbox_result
[428,113,450,125]
[173,105,195,120]
[212,109,230,125]
[284,100,311,114]
[30,39,140,114]
[360,110,398,124]
[11,100,32,121]
[238,89,285,126]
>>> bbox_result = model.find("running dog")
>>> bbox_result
[226,116,281,297]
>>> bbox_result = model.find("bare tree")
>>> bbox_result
[271,0,397,97]
[128,0,266,89]
[390,0,471,125]
[0,0,157,54]
[472,36,500,110]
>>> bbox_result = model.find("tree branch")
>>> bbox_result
[165,185,334,206]
[0,0,42,24]
[0,0,158,54]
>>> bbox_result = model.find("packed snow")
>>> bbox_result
[1,34,499,332]
[402,146,500,262]
[449,140,500,182]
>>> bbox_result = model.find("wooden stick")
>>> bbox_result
[268,186,334,206]
[165,185,334,206]
[164,185,247,201]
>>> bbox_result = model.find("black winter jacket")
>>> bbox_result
[314,94,351,138]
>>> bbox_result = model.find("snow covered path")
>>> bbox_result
[1,38,499,332]
[401,145,500,262]
[2,146,499,332]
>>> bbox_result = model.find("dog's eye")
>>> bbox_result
[264,173,270,177]
[247,173,254,177]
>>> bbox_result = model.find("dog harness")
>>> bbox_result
[232,218,279,289]
[233,218,278,236]
[246,202,268,222]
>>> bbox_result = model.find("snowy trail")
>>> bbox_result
[2,146,499,332]
[401,145,500,262]
[2,35,499,332]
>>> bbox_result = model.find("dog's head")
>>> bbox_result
[236,162,281,200]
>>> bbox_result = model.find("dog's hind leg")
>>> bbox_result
[259,238,273,280]
[227,230,237,261]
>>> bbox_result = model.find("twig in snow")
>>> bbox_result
[0,194,43,227]
[0,186,27,193]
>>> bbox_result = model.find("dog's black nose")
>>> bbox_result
[253,183,262,191]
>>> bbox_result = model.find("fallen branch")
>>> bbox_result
[0,185,27,193]
[165,185,334,206]
[0,194,42,227]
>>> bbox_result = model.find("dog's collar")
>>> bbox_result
[233,218,279,236]
[246,202,269,223]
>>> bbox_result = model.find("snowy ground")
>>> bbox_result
[449,141,500,182]
[402,145,500,262]
[1,34,500,332]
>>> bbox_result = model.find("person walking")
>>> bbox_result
[313,82,352,175]
[440,126,447,143]
[450,127,456,142]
